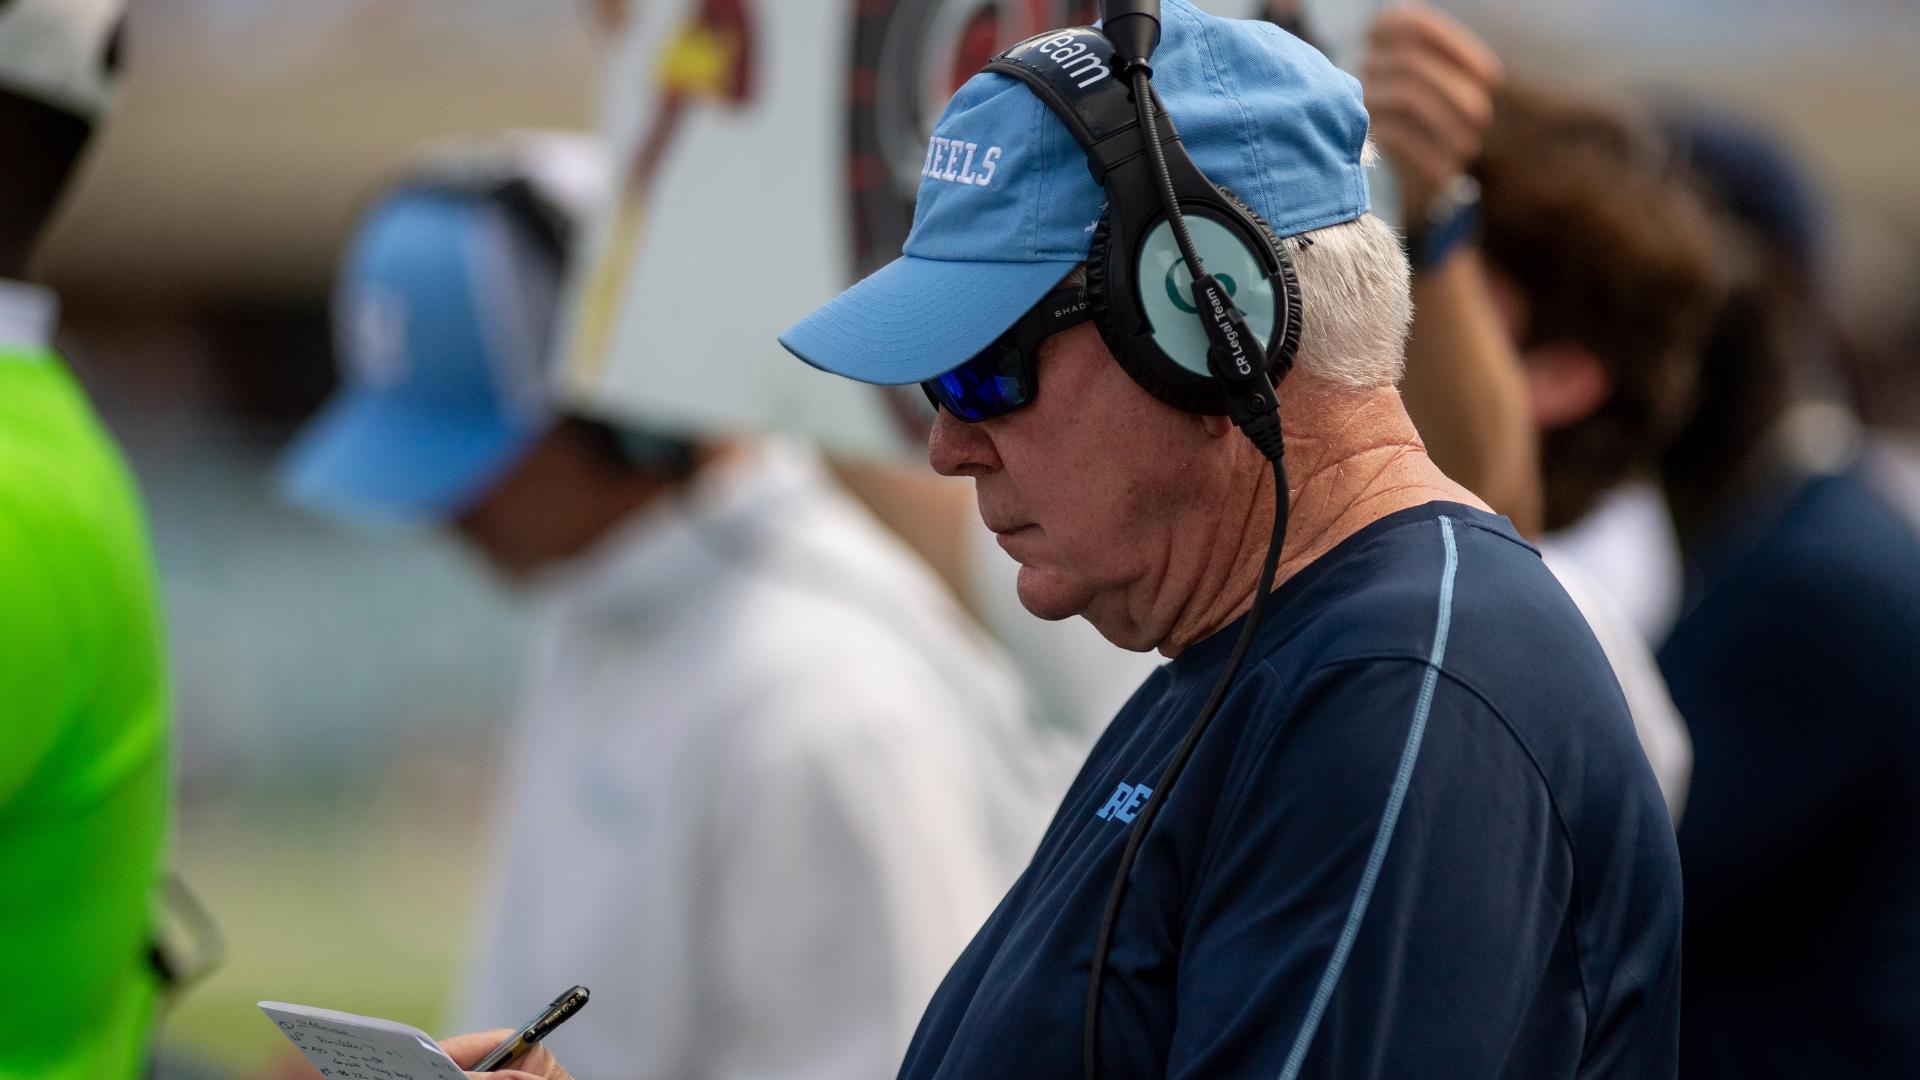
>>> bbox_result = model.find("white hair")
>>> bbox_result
[1062,211,1412,389]
[1286,212,1412,388]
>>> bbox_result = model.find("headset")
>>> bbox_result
[983,5,1300,1077]
[985,7,1301,441]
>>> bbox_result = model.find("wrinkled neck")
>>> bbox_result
[1157,378,1478,657]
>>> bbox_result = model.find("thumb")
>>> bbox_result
[467,1073,545,1080]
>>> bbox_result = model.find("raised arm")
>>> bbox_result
[1363,5,1543,535]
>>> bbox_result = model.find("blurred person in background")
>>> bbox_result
[1468,78,1725,816]
[0,2,174,1078]
[1653,115,1920,1079]
[1475,85,1721,648]
[278,134,1053,1080]
[1361,7,1698,817]
[1846,277,1920,534]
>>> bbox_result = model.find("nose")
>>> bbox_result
[928,408,1001,477]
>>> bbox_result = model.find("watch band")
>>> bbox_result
[1405,175,1483,273]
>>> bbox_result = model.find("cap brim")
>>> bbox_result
[779,254,1078,385]
[278,390,545,527]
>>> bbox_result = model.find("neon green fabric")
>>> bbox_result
[0,348,168,1079]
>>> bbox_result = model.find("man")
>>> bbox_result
[1471,82,1727,816]
[1363,9,1702,817]
[0,3,172,1078]
[1653,116,1920,1079]
[1474,85,1720,641]
[445,4,1682,1076]
[282,135,1054,1079]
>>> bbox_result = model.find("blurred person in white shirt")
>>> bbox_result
[277,133,1055,1080]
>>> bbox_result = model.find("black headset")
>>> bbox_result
[984,6,1300,1077]
[985,12,1301,439]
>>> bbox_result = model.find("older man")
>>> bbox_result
[445,4,1681,1079]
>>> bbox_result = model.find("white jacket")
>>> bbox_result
[457,439,1059,1079]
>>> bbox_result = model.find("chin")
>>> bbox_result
[1020,570,1163,652]
[1014,565,1093,624]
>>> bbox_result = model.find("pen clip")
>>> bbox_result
[529,985,591,1039]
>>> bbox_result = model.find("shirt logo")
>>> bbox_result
[922,137,1002,187]
[1095,781,1153,824]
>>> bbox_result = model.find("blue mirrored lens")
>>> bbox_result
[924,342,1030,422]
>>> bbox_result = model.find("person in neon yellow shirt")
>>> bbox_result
[0,3,170,1077]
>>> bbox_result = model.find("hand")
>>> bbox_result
[1361,4,1504,214]
[439,1030,576,1080]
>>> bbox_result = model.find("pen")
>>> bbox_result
[470,985,591,1073]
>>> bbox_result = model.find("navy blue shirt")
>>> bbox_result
[1661,468,1920,1079]
[899,503,1681,1079]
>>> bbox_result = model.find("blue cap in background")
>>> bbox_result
[780,0,1370,387]
[279,189,561,526]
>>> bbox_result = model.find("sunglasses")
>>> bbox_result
[920,285,1093,422]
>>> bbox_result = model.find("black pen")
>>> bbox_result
[470,985,591,1073]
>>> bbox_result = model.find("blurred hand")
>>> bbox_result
[440,1030,576,1080]
[1361,4,1504,214]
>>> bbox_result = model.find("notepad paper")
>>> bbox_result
[259,1001,467,1080]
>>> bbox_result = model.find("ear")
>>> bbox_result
[1524,343,1615,431]
[1201,414,1235,439]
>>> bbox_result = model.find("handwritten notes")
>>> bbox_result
[258,1002,468,1080]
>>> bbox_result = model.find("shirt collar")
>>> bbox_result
[527,437,824,614]
[0,279,58,353]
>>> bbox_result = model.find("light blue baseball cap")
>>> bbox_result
[279,189,562,526]
[780,0,1370,386]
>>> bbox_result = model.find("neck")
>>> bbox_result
[552,438,741,564]
[1157,376,1485,657]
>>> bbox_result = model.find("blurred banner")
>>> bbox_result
[555,0,1286,459]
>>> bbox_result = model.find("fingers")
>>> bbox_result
[440,1030,518,1068]
[1368,5,1503,87]
[1367,42,1495,145]
[1367,69,1483,170]
[438,1032,573,1080]
[1361,4,1504,205]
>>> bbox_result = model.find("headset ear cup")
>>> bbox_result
[1087,212,1221,412]
[1214,185,1304,378]
[1086,212,1116,339]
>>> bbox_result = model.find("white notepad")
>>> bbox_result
[258,1001,468,1079]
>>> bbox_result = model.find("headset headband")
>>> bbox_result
[985,30,1175,184]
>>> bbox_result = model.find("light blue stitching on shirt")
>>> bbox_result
[1278,515,1459,1080]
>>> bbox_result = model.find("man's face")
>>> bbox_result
[928,322,1229,650]
[450,428,601,583]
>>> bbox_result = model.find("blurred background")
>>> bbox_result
[25,0,1915,1073]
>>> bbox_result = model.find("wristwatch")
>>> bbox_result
[1404,174,1482,273]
